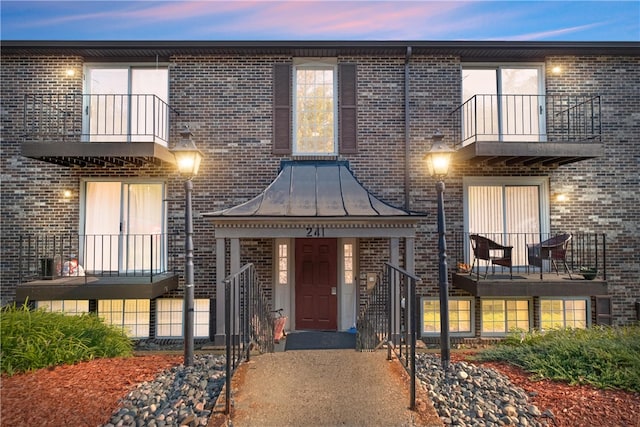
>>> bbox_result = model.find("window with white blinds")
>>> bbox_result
[464,177,549,267]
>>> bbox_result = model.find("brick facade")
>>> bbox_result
[1,42,638,335]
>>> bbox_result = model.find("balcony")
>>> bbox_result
[450,232,608,297]
[20,94,180,167]
[451,94,604,166]
[16,233,180,302]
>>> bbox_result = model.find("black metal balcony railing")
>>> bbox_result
[451,232,606,280]
[451,94,602,146]
[23,94,179,143]
[19,233,178,284]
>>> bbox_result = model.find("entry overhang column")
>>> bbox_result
[215,237,226,345]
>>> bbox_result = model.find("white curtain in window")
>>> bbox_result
[468,185,540,266]
[85,182,121,272]
[126,184,163,272]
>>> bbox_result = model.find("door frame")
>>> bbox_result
[274,237,358,332]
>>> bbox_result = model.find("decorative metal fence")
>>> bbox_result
[18,233,177,283]
[451,231,607,280]
[23,93,178,143]
[356,262,420,410]
[451,94,602,146]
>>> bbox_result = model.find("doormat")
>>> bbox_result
[284,331,356,351]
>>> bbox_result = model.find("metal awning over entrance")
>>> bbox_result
[208,160,420,219]
[204,160,426,238]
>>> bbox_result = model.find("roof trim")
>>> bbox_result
[3,40,638,58]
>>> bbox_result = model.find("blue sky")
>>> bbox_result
[1,0,639,41]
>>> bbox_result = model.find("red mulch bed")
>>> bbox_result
[1,353,639,426]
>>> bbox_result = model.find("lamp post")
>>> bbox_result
[426,130,453,371]
[171,126,203,367]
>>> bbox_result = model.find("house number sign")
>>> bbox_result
[305,226,325,237]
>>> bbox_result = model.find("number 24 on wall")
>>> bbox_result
[306,227,325,237]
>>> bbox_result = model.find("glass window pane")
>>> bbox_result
[422,300,440,333]
[295,65,335,155]
[194,299,210,338]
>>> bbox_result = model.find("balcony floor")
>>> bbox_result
[16,273,179,301]
[454,140,604,167]
[452,270,607,297]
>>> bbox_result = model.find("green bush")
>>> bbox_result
[476,325,640,393]
[1,302,133,376]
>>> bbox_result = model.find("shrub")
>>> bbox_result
[1,302,133,376]
[476,325,640,393]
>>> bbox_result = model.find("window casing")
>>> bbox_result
[293,62,338,155]
[481,299,531,336]
[540,298,589,330]
[156,298,210,338]
[83,64,170,144]
[81,179,167,274]
[421,298,474,337]
[277,242,289,285]
[461,64,545,143]
[36,300,89,315]
[464,176,550,269]
[272,61,357,155]
[343,242,354,285]
[98,299,150,338]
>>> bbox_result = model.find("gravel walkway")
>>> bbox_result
[222,349,442,427]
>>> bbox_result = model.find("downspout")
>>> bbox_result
[404,46,412,210]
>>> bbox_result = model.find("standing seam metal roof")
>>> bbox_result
[206,161,424,218]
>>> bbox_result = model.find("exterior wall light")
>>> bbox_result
[170,125,203,367]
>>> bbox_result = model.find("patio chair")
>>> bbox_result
[527,233,572,278]
[469,234,513,279]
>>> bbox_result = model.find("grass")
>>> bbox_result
[1,302,133,376]
[475,325,640,393]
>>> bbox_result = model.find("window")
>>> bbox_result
[540,298,589,329]
[481,299,530,335]
[294,63,337,154]
[273,62,356,155]
[82,180,166,274]
[343,242,354,285]
[156,299,210,338]
[464,176,549,268]
[278,242,289,285]
[36,300,89,315]
[421,298,473,336]
[98,299,150,338]
[461,64,545,143]
[84,65,169,144]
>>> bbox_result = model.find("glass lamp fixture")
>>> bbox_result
[172,126,203,177]
[426,130,453,178]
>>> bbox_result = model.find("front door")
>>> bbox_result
[295,238,337,330]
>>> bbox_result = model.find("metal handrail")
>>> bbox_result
[356,262,420,410]
[224,263,275,415]
[23,93,179,143]
[450,94,602,147]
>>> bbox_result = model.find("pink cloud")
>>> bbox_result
[197,1,468,39]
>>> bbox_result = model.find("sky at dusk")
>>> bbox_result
[1,0,639,41]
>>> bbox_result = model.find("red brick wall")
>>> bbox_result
[1,49,639,327]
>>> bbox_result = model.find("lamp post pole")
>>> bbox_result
[426,129,453,372]
[183,177,195,367]
[437,179,450,371]
[171,126,202,368]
